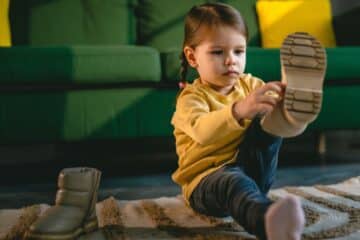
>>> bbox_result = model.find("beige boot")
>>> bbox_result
[25,167,101,240]
[261,32,327,137]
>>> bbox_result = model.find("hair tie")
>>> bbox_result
[179,81,187,89]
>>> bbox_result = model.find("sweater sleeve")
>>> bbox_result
[171,90,249,145]
[242,74,265,91]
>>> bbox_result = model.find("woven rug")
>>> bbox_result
[1,176,359,240]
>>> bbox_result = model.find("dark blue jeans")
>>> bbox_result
[189,118,282,240]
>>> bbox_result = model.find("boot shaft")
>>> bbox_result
[55,167,101,214]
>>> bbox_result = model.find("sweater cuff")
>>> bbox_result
[227,103,251,130]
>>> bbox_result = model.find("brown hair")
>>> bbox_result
[179,2,249,85]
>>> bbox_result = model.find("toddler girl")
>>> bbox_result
[171,3,305,240]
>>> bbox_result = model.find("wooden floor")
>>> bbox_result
[1,129,360,209]
[0,162,359,209]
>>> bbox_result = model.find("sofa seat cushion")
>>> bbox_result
[160,50,198,82]
[0,45,161,84]
[0,88,177,143]
[137,89,177,137]
[161,48,281,82]
[161,47,360,85]
[326,47,360,83]
[310,86,360,130]
[247,47,360,84]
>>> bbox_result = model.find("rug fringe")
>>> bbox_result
[98,196,123,227]
[3,205,40,240]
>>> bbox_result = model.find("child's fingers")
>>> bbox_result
[257,82,283,96]
[259,94,279,106]
[260,83,286,102]
[257,103,276,116]
[265,90,281,101]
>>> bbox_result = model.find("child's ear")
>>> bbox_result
[184,46,198,68]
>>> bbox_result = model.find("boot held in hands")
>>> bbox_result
[261,32,327,138]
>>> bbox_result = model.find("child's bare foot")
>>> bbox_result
[265,196,305,240]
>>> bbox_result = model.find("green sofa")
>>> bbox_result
[1,0,360,171]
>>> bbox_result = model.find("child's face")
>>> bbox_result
[185,25,246,92]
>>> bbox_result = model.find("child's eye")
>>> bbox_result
[234,49,244,55]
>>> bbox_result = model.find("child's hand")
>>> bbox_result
[232,82,286,121]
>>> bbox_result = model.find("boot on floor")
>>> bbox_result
[25,167,101,240]
[261,32,327,137]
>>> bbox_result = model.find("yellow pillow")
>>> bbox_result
[0,0,11,46]
[256,0,336,48]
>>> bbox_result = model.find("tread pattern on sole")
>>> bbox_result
[281,32,326,73]
[285,88,322,115]
[281,32,326,122]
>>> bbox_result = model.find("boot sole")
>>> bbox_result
[280,32,326,124]
[24,218,98,240]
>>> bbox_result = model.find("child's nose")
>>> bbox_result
[225,54,236,65]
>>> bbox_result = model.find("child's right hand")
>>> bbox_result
[232,82,285,121]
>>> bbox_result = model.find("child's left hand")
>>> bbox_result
[232,81,286,121]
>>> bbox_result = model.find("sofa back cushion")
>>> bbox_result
[136,0,260,51]
[224,0,260,46]
[9,0,137,45]
[0,0,11,46]
[136,0,204,51]
[331,0,360,46]
[256,0,336,48]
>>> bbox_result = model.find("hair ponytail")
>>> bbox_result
[175,52,189,103]
[179,52,188,88]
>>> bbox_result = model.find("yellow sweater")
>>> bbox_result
[171,73,264,203]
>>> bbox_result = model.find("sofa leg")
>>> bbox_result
[316,132,327,164]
